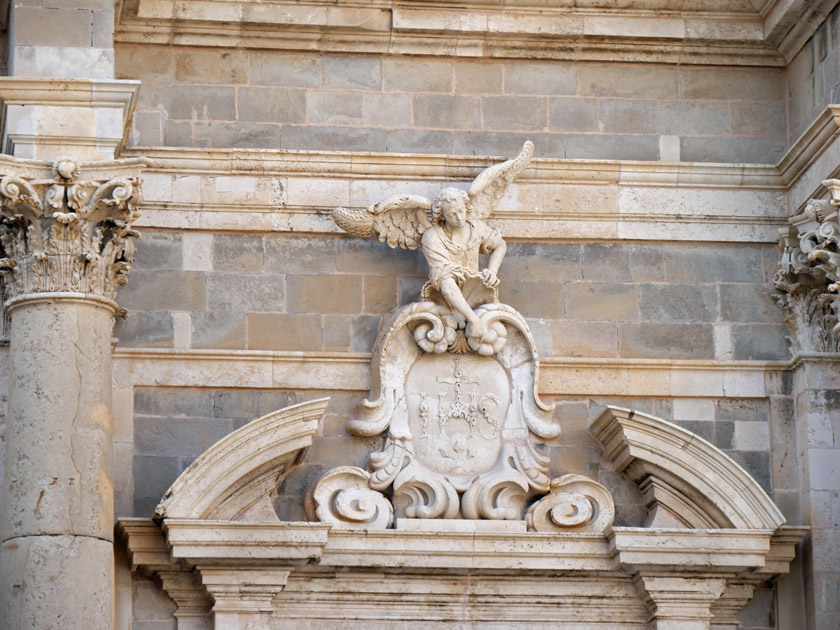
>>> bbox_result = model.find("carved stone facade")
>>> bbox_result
[2,1,840,630]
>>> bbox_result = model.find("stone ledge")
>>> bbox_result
[111,347,788,397]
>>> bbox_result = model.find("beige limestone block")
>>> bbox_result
[1,297,115,541]
[0,535,113,630]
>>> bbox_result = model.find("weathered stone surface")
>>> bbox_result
[246,313,322,351]
[619,322,714,359]
[1,536,113,630]
[567,283,640,321]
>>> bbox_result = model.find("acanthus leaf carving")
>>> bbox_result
[774,182,840,353]
[0,157,144,306]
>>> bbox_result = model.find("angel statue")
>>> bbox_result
[333,140,533,353]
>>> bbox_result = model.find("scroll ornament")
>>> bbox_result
[0,157,143,306]
[773,180,840,353]
[310,143,614,533]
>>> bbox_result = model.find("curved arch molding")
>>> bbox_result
[155,397,330,521]
[591,405,785,531]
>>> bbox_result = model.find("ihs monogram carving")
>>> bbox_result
[0,157,143,307]
[307,143,615,533]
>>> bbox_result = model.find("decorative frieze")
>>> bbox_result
[0,156,144,307]
[773,179,840,353]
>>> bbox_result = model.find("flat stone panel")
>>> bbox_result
[322,56,382,90]
[115,45,174,84]
[364,93,412,127]
[619,322,714,359]
[567,283,639,321]
[579,65,678,99]
[206,273,285,313]
[680,136,786,164]
[731,324,790,360]
[639,284,718,323]
[238,87,306,123]
[264,235,337,275]
[213,235,264,272]
[659,101,730,135]
[503,61,577,95]
[114,311,174,348]
[363,275,398,313]
[249,52,320,87]
[730,101,787,137]
[662,245,765,283]
[720,283,785,323]
[286,275,362,313]
[455,61,503,94]
[549,97,600,132]
[132,232,183,271]
[414,95,480,129]
[387,129,454,154]
[280,125,387,151]
[566,134,659,161]
[174,49,247,84]
[599,100,658,134]
[499,281,564,318]
[384,58,452,92]
[14,6,91,47]
[117,271,206,311]
[246,313,322,351]
[141,85,236,121]
[191,312,247,349]
[307,91,364,125]
[550,320,618,357]
[482,96,547,131]
[679,67,784,101]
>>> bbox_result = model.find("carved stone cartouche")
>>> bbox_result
[309,144,615,532]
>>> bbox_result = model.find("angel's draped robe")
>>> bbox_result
[421,219,503,290]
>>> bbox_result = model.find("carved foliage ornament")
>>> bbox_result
[773,179,840,353]
[0,157,143,305]
[310,143,614,533]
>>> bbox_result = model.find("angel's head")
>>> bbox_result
[432,187,472,227]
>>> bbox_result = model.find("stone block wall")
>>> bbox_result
[116,231,788,361]
[116,45,787,163]
[788,5,840,142]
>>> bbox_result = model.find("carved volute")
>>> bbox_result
[0,156,144,309]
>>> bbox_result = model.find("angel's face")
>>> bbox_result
[441,198,467,228]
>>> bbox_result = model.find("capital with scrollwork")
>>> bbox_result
[773,179,840,354]
[0,156,146,314]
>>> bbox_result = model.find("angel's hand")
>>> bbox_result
[467,319,487,340]
[480,268,499,288]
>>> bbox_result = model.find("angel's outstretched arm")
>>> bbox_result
[440,277,486,338]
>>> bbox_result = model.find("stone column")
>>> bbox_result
[0,156,143,630]
[773,181,840,630]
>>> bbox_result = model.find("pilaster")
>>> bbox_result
[773,180,840,630]
[198,567,291,630]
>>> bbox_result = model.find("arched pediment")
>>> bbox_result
[155,397,330,521]
[591,406,785,531]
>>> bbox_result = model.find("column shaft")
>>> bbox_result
[0,294,116,630]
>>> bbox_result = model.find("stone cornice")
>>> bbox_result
[761,0,840,61]
[0,78,141,159]
[116,0,783,66]
[111,348,787,398]
[124,146,788,243]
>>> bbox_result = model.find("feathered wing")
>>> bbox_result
[468,140,534,219]
[332,194,433,250]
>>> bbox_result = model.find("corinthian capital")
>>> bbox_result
[0,156,146,307]
[773,179,840,354]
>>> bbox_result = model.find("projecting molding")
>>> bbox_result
[117,0,787,66]
[120,399,802,629]
[591,406,786,530]
[155,397,330,521]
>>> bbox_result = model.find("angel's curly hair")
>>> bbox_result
[431,187,472,225]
